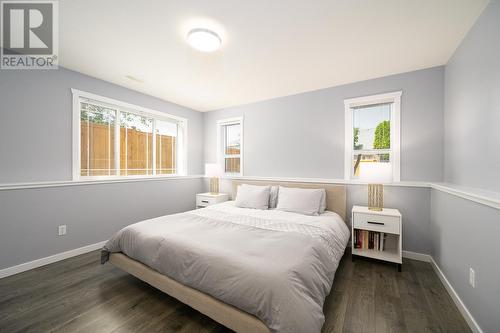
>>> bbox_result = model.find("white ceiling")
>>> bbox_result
[60,0,488,111]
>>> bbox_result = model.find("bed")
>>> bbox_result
[102,181,349,333]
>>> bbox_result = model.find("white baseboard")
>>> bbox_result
[429,257,483,333]
[402,250,482,333]
[0,240,107,279]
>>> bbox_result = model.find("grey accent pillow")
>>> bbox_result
[235,184,271,210]
[269,185,279,208]
[319,189,327,214]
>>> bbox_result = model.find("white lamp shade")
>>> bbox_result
[359,162,392,183]
[205,163,223,177]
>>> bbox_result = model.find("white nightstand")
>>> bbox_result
[351,205,402,271]
[196,192,229,208]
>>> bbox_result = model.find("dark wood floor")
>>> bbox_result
[0,250,470,333]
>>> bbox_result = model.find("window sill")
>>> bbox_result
[77,174,184,181]
[0,175,204,191]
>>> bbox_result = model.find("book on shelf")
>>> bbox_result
[353,229,387,251]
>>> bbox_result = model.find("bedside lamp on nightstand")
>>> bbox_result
[359,162,392,211]
[205,163,223,194]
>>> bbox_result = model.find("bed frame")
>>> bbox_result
[108,180,346,333]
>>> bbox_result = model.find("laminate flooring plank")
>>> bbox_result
[342,259,376,333]
[410,260,471,333]
[396,259,440,333]
[373,262,407,333]
[0,250,473,333]
[321,290,348,333]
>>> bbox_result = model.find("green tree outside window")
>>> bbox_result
[373,120,390,161]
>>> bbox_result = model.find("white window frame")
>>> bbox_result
[217,117,244,176]
[72,89,188,180]
[344,91,402,182]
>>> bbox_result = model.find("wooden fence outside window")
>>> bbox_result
[81,122,176,176]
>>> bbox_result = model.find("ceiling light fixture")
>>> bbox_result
[187,28,221,52]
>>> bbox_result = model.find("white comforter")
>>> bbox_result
[103,201,350,333]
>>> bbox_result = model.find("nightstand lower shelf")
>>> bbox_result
[352,248,402,264]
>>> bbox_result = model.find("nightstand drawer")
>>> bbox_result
[196,196,217,207]
[353,213,400,234]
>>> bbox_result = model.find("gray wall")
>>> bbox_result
[204,67,443,255]
[432,2,500,331]
[430,190,500,332]
[0,67,204,182]
[444,0,500,192]
[204,66,445,182]
[0,68,205,270]
[0,178,203,269]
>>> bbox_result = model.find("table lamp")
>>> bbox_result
[359,162,392,211]
[205,163,223,194]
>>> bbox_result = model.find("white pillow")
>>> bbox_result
[235,184,271,210]
[269,185,279,208]
[276,186,324,216]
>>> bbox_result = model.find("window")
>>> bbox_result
[73,89,187,179]
[344,91,401,181]
[217,117,243,175]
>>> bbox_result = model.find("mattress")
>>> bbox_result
[103,201,350,333]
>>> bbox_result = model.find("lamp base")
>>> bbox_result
[368,183,384,211]
[209,177,219,194]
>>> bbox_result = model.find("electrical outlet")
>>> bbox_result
[469,267,475,288]
[58,225,67,236]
